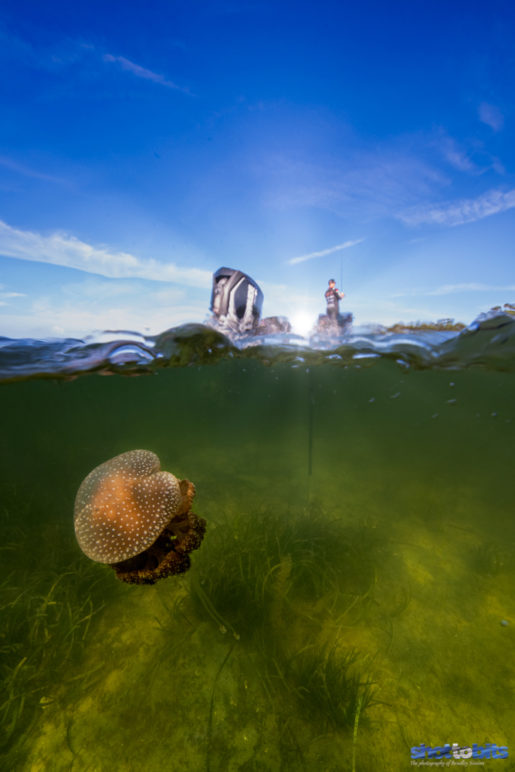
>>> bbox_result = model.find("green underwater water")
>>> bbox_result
[1,358,515,770]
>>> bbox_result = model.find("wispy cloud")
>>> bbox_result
[0,27,192,96]
[103,54,191,94]
[478,102,504,132]
[433,129,504,176]
[426,282,515,296]
[439,137,477,173]
[1,297,207,339]
[0,156,68,185]
[0,220,211,287]
[260,125,509,227]
[398,188,515,227]
[287,239,364,265]
[261,147,448,220]
[0,290,26,298]
[394,283,515,297]
[0,284,25,306]
[0,283,25,310]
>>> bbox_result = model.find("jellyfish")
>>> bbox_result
[74,450,206,585]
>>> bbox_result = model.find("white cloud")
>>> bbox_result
[394,283,515,297]
[0,282,26,307]
[0,220,212,288]
[0,156,67,185]
[0,298,207,339]
[258,127,508,229]
[426,283,515,296]
[0,283,25,298]
[434,131,502,176]
[398,188,515,227]
[478,103,504,132]
[287,238,364,265]
[103,54,191,93]
[261,148,448,219]
[439,137,476,173]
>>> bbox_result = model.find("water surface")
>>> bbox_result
[1,315,514,769]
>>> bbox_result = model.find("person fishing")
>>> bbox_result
[325,278,345,321]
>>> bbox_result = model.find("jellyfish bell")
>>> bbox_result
[74,449,206,585]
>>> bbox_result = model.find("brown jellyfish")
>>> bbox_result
[74,450,206,585]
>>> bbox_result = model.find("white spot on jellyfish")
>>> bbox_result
[74,450,182,564]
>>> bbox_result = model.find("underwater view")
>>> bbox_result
[1,314,514,770]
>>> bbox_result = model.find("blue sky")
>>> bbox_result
[1,0,514,338]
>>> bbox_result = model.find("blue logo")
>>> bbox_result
[410,743,509,761]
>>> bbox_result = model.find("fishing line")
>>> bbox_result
[307,368,314,478]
